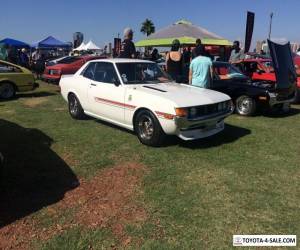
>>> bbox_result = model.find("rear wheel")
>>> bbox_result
[68,93,85,119]
[235,95,256,116]
[0,82,15,99]
[293,89,300,103]
[134,110,165,146]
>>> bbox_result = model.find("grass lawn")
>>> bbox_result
[0,81,299,249]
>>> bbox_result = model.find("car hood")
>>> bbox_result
[268,39,297,90]
[131,82,231,107]
[46,64,70,70]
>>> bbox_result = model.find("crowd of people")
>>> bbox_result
[116,27,246,88]
[0,27,248,88]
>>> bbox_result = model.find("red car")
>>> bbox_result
[42,55,105,82]
[233,58,300,102]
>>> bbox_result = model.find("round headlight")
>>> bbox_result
[190,107,197,117]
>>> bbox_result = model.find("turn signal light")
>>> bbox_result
[259,96,267,101]
[175,108,188,117]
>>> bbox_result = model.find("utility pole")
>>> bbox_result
[268,12,273,40]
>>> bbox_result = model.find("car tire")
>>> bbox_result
[68,93,85,119]
[293,89,300,103]
[0,82,16,99]
[134,110,166,146]
[235,95,257,116]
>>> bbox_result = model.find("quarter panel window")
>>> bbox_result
[0,62,22,73]
[94,62,119,84]
[82,62,96,80]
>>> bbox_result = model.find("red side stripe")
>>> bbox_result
[94,97,136,109]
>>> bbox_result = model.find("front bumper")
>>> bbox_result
[42,74,61,82]
[268,92,295,106]
[174,109,233,140]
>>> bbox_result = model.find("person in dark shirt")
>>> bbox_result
[151,48,160,61]
[166,39,184,81]
[118,28,136,58]
[192,38,202,59]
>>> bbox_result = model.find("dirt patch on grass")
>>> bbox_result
[22,97,47,108]
[0,162,147,249]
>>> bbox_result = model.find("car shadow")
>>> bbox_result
[16,91,57,99]
[261,107,300,118]
[93,118,250,149]
[0,119,79,228]
[162,123,251,149]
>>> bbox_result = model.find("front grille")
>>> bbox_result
[187,101,231,120]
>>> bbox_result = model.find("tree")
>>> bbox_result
[140,19,155,37]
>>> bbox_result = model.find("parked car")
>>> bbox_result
[232,58,300,102]
[60,59,233,146]
[42,55,105,83]
[0,60,38,99]
[0,152,3,181]
[211,62,293,115]
[45,56,73,67]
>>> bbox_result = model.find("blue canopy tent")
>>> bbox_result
[31,36,70,49]
[0,38,30,48]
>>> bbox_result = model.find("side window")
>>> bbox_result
[82,62,96,80]
[0,62,21,73]
[94,62,119,84]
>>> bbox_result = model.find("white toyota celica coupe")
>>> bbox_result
[60,59,233,146]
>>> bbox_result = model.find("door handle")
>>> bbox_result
[90,83,96,86]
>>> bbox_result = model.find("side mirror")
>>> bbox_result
[113,78,121,87]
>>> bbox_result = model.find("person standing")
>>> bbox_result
[118,28,136,58]
[229,40,244,63]
[19,48,29,68]
[189,45,213,88]
[166,39,183,81]
[192,39,203,59]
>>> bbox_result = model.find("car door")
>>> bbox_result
[87,62,125,124]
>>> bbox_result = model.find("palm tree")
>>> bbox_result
[140,19,155,37]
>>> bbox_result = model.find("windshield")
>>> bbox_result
[58,57,81,64]
[116,62,172,84]
[214,63,247,80]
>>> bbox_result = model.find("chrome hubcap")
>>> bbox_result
[138,115,154,140]
[69,96,78,115]
[237,97,253,114]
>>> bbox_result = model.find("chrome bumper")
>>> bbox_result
[268,92,295,106]
[174,109,233,131]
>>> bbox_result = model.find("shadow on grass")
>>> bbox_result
[262,107,300,118]
[0,119,79,228]
[167,123,251,149]
[94,118,250,148]
[16,91,57,99]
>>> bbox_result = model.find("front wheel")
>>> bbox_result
[235,95,257,116]
[0,82,15,99]
[134,110,166,146]
[68,93,85,119]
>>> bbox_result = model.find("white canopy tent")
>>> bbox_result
[84,40,101,50]
[73,42,86,51]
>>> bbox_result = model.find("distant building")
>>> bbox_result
[73,32,84,49]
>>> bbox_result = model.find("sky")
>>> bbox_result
[0,0,299,48]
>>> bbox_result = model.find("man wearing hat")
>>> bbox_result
[118,27,136,59]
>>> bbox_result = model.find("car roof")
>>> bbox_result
[88,58,154,64]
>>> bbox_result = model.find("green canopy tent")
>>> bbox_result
[135,20,232,47]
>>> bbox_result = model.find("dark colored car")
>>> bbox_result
[0,152,3,181]
[209,40,297,116]
[232,58,300,102]
[42,55,105,83]
[210,62,294,115]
